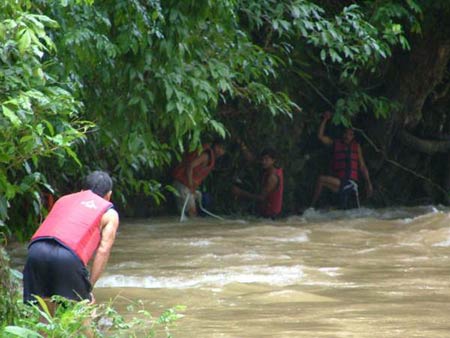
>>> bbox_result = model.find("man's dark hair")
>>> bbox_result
[341,127,354,135]
[211,138,225,148]
[260,147,277,160]
[83,171,113,197]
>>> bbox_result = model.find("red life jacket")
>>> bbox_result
[332,139,359,181]
[172,145,215,189]
[31,190,113,266]
[259,168,283,217]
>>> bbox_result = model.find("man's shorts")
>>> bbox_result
[338,179,359,209]
[173,180,196,214]
[23,239,92,303]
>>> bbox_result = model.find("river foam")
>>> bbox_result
[96,264,305,289]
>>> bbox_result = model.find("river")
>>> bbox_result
[9,206,450,337]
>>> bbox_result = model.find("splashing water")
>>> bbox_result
[10,206,450,337]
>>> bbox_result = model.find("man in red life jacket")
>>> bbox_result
[310,111,373,208]
[232,145,284,218]
[172,140,225,217]
[23,171,119,311]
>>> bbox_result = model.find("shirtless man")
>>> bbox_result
[232,144,284,218]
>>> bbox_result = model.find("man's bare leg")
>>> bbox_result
[311,175,341,207]
[187,194,197,217]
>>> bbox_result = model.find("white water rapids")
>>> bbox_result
[9,206,450,337]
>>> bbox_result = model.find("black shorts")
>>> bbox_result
[23,239,92,303]
[338,179,358,209]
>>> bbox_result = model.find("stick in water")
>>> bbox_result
[180,193,190,222]
[195,191,225,221]
[180,191,225,221]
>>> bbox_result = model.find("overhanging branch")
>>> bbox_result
[398,129,450,154]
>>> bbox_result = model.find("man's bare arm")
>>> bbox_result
[318,112,333,146]
[261,173,279,198]
[90,208,119,288]
[237,139,255,162]
[233,173,278,202]
[186,152,209,192]
[357,145,373,197]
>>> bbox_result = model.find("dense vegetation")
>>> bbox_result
[1,0,450,239]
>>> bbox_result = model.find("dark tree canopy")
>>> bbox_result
[1,0,450,237]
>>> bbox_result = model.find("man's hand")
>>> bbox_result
[318,111,334,146]
[89,292,96,305]
[232,185,243,197]
[323,111,332,121]
[366,183,373,198]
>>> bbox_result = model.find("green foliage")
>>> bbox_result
[333,92,400,126]
[369,0,422,34]
[24,0,302,212]
[0,0,432,224]
[0,236,22,327]
[215,0,425,213]
[53,0,416,190]
[232,0,419,132]
[0,0,91,235]
[240,1,411,77]
[1,295,184,337]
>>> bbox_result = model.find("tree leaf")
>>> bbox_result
[2,105,21,127]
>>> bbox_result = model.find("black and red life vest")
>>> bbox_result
[259,168,284,217]
[31,190,112,266]
[331,139,359,181]
[172,144,215,189]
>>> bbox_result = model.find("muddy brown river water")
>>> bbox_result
[9,206,450,337]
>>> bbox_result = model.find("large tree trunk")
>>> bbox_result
[389,37,450,128]
[365,24,450,204]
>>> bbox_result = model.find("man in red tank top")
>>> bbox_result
[309,111,373,209]
[232,145,283,218]
[172,140,225,217]
[23,171,119,313]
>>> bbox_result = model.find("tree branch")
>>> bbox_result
[398,129,450,154]
[431,80,450,103]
